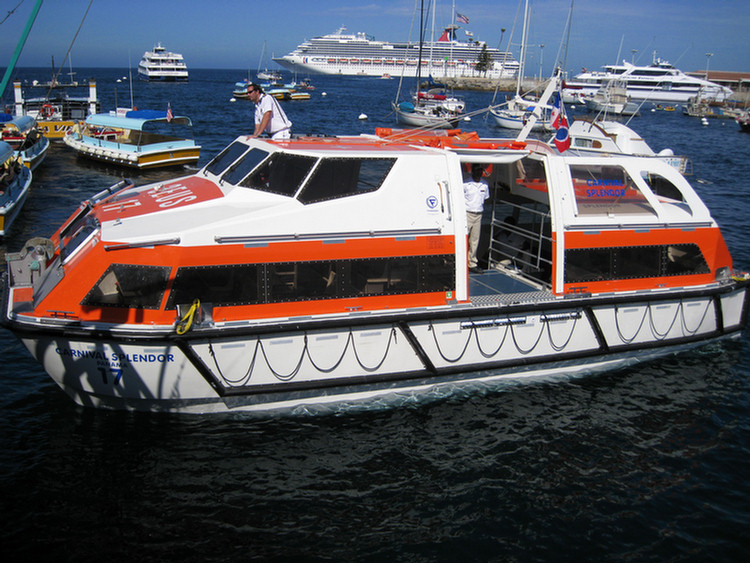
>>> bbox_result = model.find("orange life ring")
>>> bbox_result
[40,104,54,118]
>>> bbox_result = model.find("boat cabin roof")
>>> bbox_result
[0,140,14,162]
[0,115,36,133]
[86,110,192,131]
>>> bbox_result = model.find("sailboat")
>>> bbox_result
[256,41,282,82]
[392,0,464,129]
[490,0,552,131]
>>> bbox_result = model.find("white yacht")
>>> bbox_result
[274,26,519,79]
[137,43,189,82]
[563,54,732,103]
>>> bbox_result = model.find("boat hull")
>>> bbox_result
[8,282,748,414]
[491,109,551,131]
[393,104,462,129]
[35,120,79,139]
[0,167,32,237]
[584,99,640,116]
[63,134,200,169]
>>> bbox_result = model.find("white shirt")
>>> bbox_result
[463,179,489,213]
[254,93,292,138]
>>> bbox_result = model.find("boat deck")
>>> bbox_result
[468,267,554,306]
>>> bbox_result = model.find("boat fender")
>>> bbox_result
[40,104,54,118]
[176,299,201,335]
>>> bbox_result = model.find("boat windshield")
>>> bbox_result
[204,141,250,176]
[221,148,270,185]
[239,152,318,197]
[297,157,395,204]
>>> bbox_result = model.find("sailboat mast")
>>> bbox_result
[429,0,436,78]
[517,0,529,96]
[417,0,424,90]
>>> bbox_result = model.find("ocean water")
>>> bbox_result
[1,68,749,562]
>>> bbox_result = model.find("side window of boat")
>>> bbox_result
[297,157,396,204]
[569,164,657,217]
[204,142,251,176]
[167,264,261,309]
[240,153,317,197]
[221,148,270,185]
[81,264,171,309]
[565,243,709,284]
[639,171,690,210]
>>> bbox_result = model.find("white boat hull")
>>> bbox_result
[63,133,200,169]
[394,108,461,129]
[14,285,747,414]
[491,109,551,131]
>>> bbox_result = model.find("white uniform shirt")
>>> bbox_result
[254,94,292,138]
[463,179,489,213]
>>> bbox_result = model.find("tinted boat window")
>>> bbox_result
[297,157,395,204]
[60,213,99,262]
[204,142,250,176]
[167,264,260,308]
[240,153,317,197]
[221,148,269,185]
[82,264,170,309]
[565,243,709,283]
[640,171,690,214]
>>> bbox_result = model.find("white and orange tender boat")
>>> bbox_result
[2,127,748,414]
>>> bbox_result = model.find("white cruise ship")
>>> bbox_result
[137,43,189,82]
[274,26,519,79]
[563,54,732,104]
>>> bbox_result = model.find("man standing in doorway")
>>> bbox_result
[463,164,489,273]
[247,83,292,140]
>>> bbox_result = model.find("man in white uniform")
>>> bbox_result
[463,165,490,273]
[247,83,292,140]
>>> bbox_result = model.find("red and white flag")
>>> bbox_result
[166,103,173,122]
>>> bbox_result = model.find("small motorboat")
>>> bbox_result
[2,126,748,413]
[0,140,33,237]
[62,108,201,169]
[0,114,50,170]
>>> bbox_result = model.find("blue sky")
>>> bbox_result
[2,0,748,75]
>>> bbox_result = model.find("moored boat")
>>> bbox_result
[2,126,748,414]
[491,95,553,131]
[62,108,200,169]
[563,54,733,104]
[0,140,32,237]
[393,100,462,128]
[583,80,640,116]
[490,0,552,132]
[11,78,100,139]
[0,114,50,170]
[562,118,691,174]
